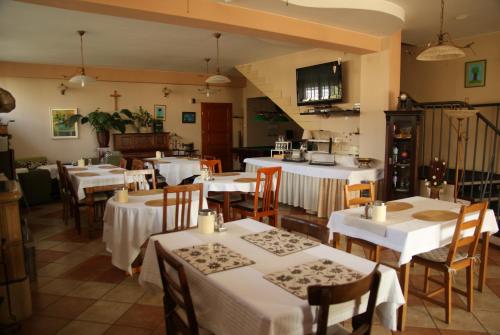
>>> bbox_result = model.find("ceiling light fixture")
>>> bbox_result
[199,58,221,97]
[69,30,96,87]
[416,0,468,61]
[206,33,231,84]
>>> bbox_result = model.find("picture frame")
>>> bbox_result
[464,60,486,88]
[182,111,196,124]
[154,104,166,121]
[50,108,79,139]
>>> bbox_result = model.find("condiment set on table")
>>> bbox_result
[198,209,226,233]
[363,201,387,222]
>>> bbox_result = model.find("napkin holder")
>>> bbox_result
[198,209,216,234]
[115,189,129,203]
[77,159,85,167]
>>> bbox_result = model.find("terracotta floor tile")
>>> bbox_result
[38,296,96,319]
[36,240,64,250]
[36,250,69,262]
[93,266,127,284]
[67,281,117,299]
[31,292,63,312]
[78,255,113,269]
[39,209,63,219]
[486,277,500,298]
[439,330,488,335]
[53,252,92,266]
[49,242,87,252]
[473,310,500,334]
[57,320,110,335]
[37,278,84,295]
[102,284,145,304]
[115,304,164,330]
[391,327,440,335]
[38,262,77,277]
[137,291,163,307]
[103,325,152,335]
[47,229,97,243]
[77,300,132,324]
[426,305,486,331]
[151,322,165,335]
[61,263,107,281]
[405,305,436,328]
[19,315,70,335]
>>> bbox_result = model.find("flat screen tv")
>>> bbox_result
[296,61,342,106]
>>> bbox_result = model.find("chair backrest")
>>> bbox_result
[154,241,199,335]
[56,160,69,193]
[119,158,128,169]
[124,169,156,191]
[202,155,216,160]
[308,265,381,335]
[281,216,329,244]
[200,159,222,173]
[162,183,203,233]
[447,201,488,265]
[344,182,375,208]
[61,166,79,203]
[131,158,145,170]
[252,166,282,218]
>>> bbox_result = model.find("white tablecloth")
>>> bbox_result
[38,164,59,179]
[194,172,259,197]
[139,219,405,334]
[102,192,207,273]
[328,196,499,266]
[245,157,383,214]
[68,165,127,200]
[147,157,201,185]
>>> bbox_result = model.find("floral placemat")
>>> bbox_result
[264,259,364,299]
[241,229,320,256]
[173,243,255,275]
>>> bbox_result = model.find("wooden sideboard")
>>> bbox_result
[113,132,170,159]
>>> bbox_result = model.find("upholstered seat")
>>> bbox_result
[231,199,273,212]
[416,246,468,263]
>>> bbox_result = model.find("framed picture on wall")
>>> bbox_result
[50,108,79,139]
[464,60,486,88]
[154,104,166,121]
[182,112,196,124]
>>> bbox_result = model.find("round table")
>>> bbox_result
[103,191,206,273]
[145,157,201,185]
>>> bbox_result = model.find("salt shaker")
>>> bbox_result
[216,212,226,232]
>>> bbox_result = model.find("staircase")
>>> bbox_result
[417,101,500,238]
[236,64,303,124]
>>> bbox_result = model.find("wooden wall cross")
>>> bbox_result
[110,90,122,111]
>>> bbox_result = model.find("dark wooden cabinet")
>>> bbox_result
[384,110,423,201]
[113,132,170,159]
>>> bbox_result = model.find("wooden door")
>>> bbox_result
[201,103,233,171]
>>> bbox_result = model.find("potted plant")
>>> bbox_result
[424,157,447,199]
[132,106,153,133]
[67,108,133,147]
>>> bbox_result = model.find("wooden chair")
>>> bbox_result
[155,241,201,335]
[125,169,156,191]
[119,158,128,169]
[411,202,488,324]
[162,184,203,233]
[62,166,107,235]
[131,158,145,170]
[308,265,381,335]
[231,166,282,226]
[56,161,71,225]
[202,155,216,160]
[281,215,329,244]
[343,182,381,262]
[199,159,222,173]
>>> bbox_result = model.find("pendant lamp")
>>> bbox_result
[206,33,231,84]
[69,30,96,87]
[198,58,221,97]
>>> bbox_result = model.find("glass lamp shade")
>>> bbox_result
[69,74,96,87]
[205,74,231,84]
[416,44,465,61]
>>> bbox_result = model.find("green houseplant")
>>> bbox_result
[67,108,133,147]
[132,106,153,133]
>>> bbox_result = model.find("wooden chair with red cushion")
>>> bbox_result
[231,166,282,226]
[131,158,144,170]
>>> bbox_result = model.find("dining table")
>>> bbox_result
[139,218,405,335]
[194,171,261,221]
[328,196,499,331]
[102,189,207,274]
[66,164,127,200]
[144,156,201,185]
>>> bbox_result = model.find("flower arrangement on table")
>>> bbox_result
[425,157,447,199]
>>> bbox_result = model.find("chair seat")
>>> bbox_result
[207,192,244,204]
[416,246,468,263]
[231,199,273,212]
[78,192,108,205]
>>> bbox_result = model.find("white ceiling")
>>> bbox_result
[0,0,499,75]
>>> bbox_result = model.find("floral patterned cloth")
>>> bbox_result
[264,259,364,299]
[241,228,320,256]
[173,243,255,275]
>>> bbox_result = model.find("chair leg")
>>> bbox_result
[444,271,452,324]
[346,238,353,254]
[423,266,430,293]
[373,246,381,263]
[332,233,341,249]
[74,206,81,234]
[466,264,474,312]
[62,199,69,225]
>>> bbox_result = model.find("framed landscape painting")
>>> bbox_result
[154,104,166,121]
[465,60,486,88]
[50,108,79,139]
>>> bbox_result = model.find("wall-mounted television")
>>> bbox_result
[296,61,342,106]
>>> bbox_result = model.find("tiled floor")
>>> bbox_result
[16,201,500,334]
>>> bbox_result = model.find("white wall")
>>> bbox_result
[0,77,243,162]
